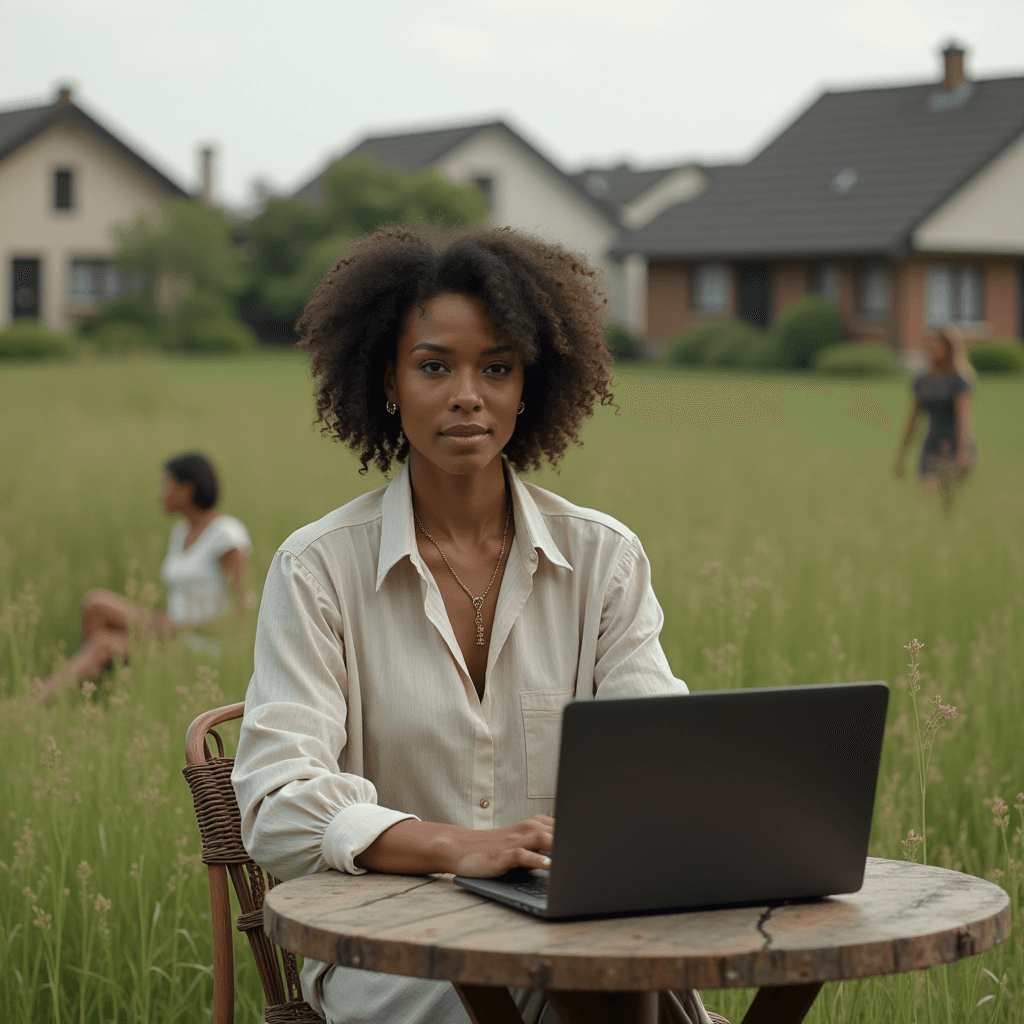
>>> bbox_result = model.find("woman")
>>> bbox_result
[232,226,714,1024]
[894,325,977,514]
[43,451,251,697]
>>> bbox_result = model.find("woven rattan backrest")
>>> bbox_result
[183,703,317,1024]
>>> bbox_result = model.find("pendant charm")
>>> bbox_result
[473,597,485,645]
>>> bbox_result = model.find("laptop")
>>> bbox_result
[454,681,889,919]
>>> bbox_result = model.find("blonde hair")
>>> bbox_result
[936,325,976,382]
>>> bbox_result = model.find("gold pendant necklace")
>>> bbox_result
[414,500,512,646]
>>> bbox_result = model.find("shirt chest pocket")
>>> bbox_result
[520,689,574,799]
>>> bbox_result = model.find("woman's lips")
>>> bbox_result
[441,425,488,437]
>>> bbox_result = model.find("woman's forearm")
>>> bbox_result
[355,816,554,877]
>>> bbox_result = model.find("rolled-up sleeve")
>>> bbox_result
[593,536,688,699]
[232,549,416,879]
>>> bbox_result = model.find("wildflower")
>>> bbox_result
[1015,793,1024,815]
[992,795,1010,830]
[699,561,721,576]
[76,860,92,884]
[80,680,96,698]
[904,639,924,695]
[742,577,759,591]
[922,694,958,750]
[32,906,52,931]
[989,867,1004,882]
[93,893,111,914]
[41,736,61,770]
[129,862,141,879]
[902,829,924,862]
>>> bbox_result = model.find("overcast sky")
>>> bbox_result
[3,0,1023,208]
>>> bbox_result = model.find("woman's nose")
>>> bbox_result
[449,370,482,411]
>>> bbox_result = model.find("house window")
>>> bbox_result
[53,169,75,210]
[693,263,732,314]
[857,264,891,321]
[926,263,983,325]
[812,263,840,303]
[471,175,493,210]
[68,259,123,303]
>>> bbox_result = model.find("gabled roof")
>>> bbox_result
[0,93,188,197]
[617,74,1024,260]
[571,161,743,220]
[294,118,618,225]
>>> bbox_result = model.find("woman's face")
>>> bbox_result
[158,471,193,514]
[385,293,525,478]
[929,335,951,370]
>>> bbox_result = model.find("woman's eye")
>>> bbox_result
[420,360,448,373]
[485,362,512,375]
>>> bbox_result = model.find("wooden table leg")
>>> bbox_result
[546,990,658,1024]
[741,983,824,1024]
[454,983,525,1024]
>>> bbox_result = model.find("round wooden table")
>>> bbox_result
[263,857,1009,1024]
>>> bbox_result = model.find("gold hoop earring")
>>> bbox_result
[386,400,397,415]
[517,402,525,415]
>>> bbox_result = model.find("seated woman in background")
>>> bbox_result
[42,451,251,698]
[894,325,977,514]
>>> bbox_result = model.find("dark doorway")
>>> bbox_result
[738,263,771,328]
[12,259,41,319]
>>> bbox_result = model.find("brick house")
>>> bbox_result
[0,86,189,330]
[616,45,1024,355]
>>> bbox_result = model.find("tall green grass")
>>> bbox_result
[1,353,1021,1023]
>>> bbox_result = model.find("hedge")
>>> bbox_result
[814,342,901,376]
[770,296,845,368]
[0,319,77,360]
[968,339,1024,374]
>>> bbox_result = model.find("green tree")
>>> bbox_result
[247,158,489,319]
[115,198,248,299]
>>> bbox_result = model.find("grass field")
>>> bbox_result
[1,352,1022,1023]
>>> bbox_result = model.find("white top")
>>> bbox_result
[160,514,251,625]
[232,463,690,1023]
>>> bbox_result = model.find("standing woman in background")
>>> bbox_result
[42,451,251,698]
[894,325,977,514]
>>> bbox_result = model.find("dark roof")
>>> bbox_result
[0,95,188,197]
[294,119,617,225]
[570,163,685,216]
[617,74,1024,260]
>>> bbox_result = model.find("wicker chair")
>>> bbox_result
[183,702,322,1024]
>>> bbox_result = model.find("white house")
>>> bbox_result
[0,86,188,330]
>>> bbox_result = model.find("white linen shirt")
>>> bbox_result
[232,462,687,1022]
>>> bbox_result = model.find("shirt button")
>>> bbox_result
[480,799,490,809]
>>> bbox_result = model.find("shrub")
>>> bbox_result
[162,289,257,354]
[703,319,764,366]
[669,319,768,367]
[968,339,1024,374]
[80,293,161,335]
[0,318,77,359]
[605,324,642,361]
[88,321,159,354]
[770,296,845,368]
[814,342,901,376]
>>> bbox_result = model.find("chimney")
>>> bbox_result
[942,42,967,92]
[56,85,73,105]
[199,145,215,206]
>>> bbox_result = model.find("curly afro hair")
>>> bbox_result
[297,223,614,475]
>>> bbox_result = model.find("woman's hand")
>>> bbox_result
[354,816,554,877]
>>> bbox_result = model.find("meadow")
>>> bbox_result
[1,352,1022,1023]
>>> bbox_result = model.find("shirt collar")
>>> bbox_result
[375,460,572,592]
